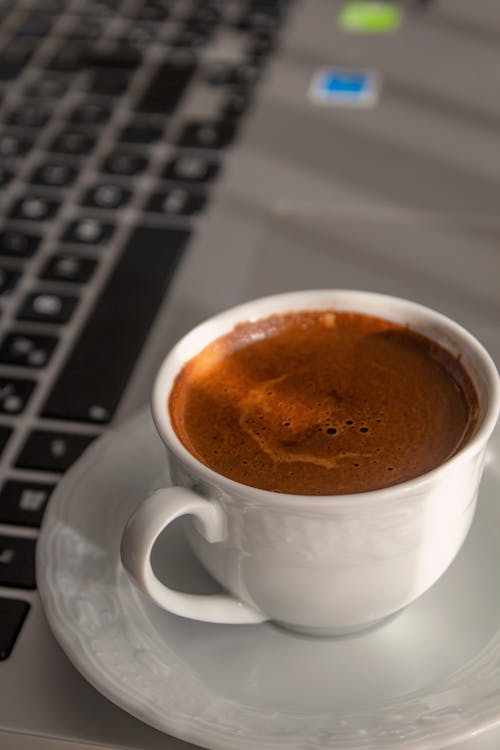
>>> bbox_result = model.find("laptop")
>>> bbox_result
[0,0,499,748]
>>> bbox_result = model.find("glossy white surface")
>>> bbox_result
[122,291,499,634]
[38,409,500,750]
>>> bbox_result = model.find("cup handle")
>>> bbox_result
[120,487,266,624]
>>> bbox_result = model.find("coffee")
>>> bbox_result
[169,310,478,495]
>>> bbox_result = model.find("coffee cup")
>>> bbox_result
[120,291,499,636]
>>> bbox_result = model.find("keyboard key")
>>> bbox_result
[0,536,36,588]
[14,11,54,37]
[48,128,96,156]
[82,183,132,210]
[64,16,106,41]
[176,119,237,150]
[8,195,60,222]
[0,332,58,368]
[17,292,78,325]
[0,167,13,187]
[0,376,35,415]
[222,88,252,118]
[118,124,163,144]
[42,225,189,424]
[170,30,209,49]
[0,133,32,158]
[25,73,69,98]
[39,253,97,284]
[146,186,206,217]
[0,426,12,457]
[122,22,160,50]
[0,230,41,258]
[61,217,115,245]
[16,429,96,472]
[46,45,84,73]
[87,68,131,96]
[136,61,196,114]
[0,268,21,296]
[30,160,78,188]
[0,598,30,660]
[163,153,220,184]
[130,2,169,21]
[101,150,148,176]
[68,101,112,126]
[0,480,54,527]
[6,102,51,128]
[0,40,36,81]
[86,42,142,69]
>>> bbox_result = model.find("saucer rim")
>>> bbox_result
[37,409,500,750]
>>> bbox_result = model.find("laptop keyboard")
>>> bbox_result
[0,0,291,660]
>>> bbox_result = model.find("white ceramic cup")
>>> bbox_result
[121,291,500,636]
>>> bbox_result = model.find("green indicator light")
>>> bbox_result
[338,2,403,33]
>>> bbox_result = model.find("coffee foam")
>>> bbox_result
[169,310,478,495]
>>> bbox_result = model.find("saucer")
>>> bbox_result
[37,409,500,750]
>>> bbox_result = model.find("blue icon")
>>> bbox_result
[309,68,381,107]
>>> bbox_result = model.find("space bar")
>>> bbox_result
[42,225,190,424]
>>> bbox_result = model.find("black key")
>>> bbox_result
[248,32,276,58]
[87,68,131,96]
[118,124,163,144]
[61,217,115,245]
[82,183,132,210]
[0,268,21,296]
[146,186,206,217]
[64,16,105,40]
[86,42,142,69]
[0,133,32,158]
[17,292,78,325]
[137,61,196,114]
[222,88,252,118]
[0,230,41,258]
[8,196,60,222]
[30,160,78,188]
[42,225,189,424]
[26,73,69,98]
[163,153,220,184]
[48,128,96,156]
[0,598,30,660]
[16,429,96,472]
[6,102,51,128]
[0,426,12,457]
[46,44,84,72]
[68,101,111,126]
[176,119,236,150]
[0,377,35,415]
[0,167,13,187]
[184,6,220,29]
[170,30,209,49]
[0,40,36,80]
[14,11,54,37]
[231,62,261,88]
[0,480,54,527]
[130,2,169,21]
[122,23,159,49]
[0,536,36,588]
[0,332,58,368]
[101,150,148,176]
[39,253,97,284]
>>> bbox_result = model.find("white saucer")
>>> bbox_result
[37,409,500,750]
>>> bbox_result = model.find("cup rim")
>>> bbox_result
[152,290,500,508]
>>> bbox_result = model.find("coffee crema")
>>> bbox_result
[169,310,479,495]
